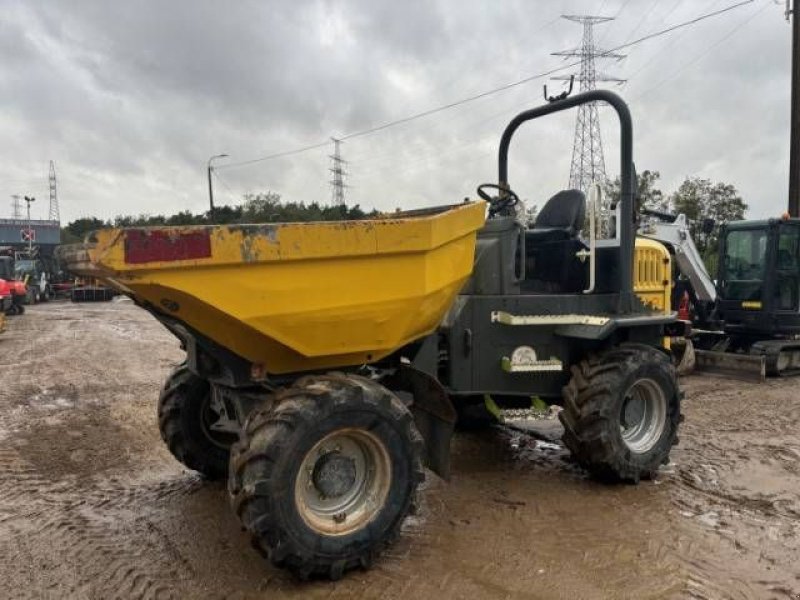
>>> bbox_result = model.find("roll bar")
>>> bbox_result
[497,90,635,308]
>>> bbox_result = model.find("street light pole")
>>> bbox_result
[23,196,35,255]
[789,0,800,216]
[207,154,229,218]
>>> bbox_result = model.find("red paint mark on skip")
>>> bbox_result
[124,230,211,264]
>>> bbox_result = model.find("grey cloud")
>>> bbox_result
[0,0,793,221]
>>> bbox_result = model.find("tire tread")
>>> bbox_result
[228,373,424,580]
[157,363,228,480]
[559,343,683,482]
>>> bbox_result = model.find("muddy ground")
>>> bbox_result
[0,301,798,599]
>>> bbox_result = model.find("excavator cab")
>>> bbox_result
[713,217,800,375]
[718,218,800,337]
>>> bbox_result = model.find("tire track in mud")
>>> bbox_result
[392,431,691,600]
[4,304,800,599]
[0,465,209,598]
[18,510,177,600]
[666,375,800,598]
[465,417,800,600]
[0,303,198,600]
[0,433,208,599]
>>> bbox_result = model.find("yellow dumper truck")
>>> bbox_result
[61,90,681,580]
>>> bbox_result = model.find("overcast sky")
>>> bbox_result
[0,0,791,223]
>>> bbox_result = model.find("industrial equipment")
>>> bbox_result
[0,257,29,315]
[60,90,681,580]
[0,246,59,303]
[640,210,800,377]
[713,216,800,375]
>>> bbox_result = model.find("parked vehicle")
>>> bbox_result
[0,257,28,315]
[60,90,681,580]
[641,210,800,378]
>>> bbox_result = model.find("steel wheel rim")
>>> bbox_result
[295,429,392,536]
[620,378,667,454]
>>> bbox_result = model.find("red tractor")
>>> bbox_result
[0,257,28,315]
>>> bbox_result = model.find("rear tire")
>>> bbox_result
[559,344,682,483]
[228,373,424,580]
[158,364,235,480]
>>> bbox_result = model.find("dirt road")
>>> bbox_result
[0,302,798,599]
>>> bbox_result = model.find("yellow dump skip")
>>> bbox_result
[77,202,486,374]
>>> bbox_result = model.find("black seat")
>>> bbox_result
[522,190,588,293]
[526,189,586,243]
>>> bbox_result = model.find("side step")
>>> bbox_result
[694,349,766,383]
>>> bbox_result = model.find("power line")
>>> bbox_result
[342,0,754,135]
[218,0,755,171]
[345,91,546,173]
[660,0,689,24]
[595,0,635,47]
[634,1,770,100]
[626,0,723,80]
[211,169,240,205]
[614,0,636,18]
[344,3,759,200]
[622,2,661,47]
[613,0,688,55]
[620,0,736,48]
[216,141,331,170]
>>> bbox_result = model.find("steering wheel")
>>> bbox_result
[476,183,520,217]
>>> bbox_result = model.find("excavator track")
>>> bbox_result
[751,340,800,377]
[693,349,766,382]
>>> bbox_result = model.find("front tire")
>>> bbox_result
[560,344,681,482]
[228,373,424,580]
[157,364,236,479]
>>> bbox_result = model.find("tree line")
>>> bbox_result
[62,174,748,275]
[604,170,748,272]
[61,192,377,243]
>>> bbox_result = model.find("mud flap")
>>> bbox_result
[383,365,456,480]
